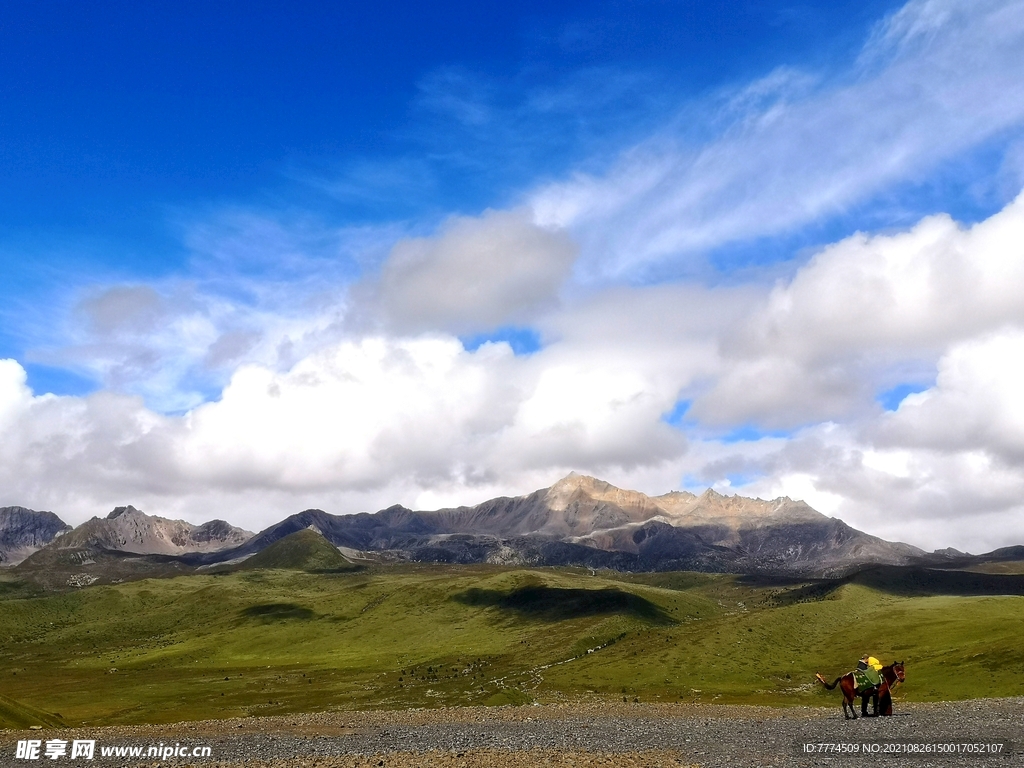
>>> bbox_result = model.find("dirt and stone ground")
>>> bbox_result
[1,699,1021,767]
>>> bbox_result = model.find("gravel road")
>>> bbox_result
[1,698,1020,768]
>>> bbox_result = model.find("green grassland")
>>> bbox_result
[1,555,1023,727]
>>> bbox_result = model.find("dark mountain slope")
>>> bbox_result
[0,507,72,565]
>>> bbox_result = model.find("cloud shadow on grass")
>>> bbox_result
[452,585,675,624]
[240,603,316,621]
[739,565,1024,602]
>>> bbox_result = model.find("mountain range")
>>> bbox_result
[3,473,1015,589]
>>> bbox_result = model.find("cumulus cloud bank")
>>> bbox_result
[4,190,1024,553]
[694,193,1024,428]
[0,333,685,527]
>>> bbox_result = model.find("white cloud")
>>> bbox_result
[175,336,520,489]
[0,331,688,530]
[370,209,577,334]
[875,330,1024,461]
[0,359,33,430]
[172,331,688,492]
[78,285,165,335]
[686,419,1024,553]
[691,191,1024,427]
[655,189,1024,551]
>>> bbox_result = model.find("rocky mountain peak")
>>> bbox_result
[545,473,647,510]
[44,506,254,557]
[546,471,602,494]
[107,505,141,520]
[0,507,73,565]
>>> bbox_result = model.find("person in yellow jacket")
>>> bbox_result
[856,655,883,688]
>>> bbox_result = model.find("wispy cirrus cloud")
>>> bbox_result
[531,0,1024,281]
[22,211,409,411]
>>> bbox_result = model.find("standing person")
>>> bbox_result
[857,655,883,684]
[854,655,883,716]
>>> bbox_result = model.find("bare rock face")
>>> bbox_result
[51,506,253,556]
[538,478,922,572]
[539,473,667,536]
[14,505,256,589]
[655,488,825,530]
[0,507,72,565]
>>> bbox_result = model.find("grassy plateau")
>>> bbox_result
[1,549,1023,727]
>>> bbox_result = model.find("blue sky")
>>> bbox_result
[2,0,1024,551]
[1,1,896,232]
[2,0,905,343]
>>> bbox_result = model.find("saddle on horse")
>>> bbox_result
[853,666,882,693]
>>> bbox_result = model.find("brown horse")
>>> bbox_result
[815,661,905,719]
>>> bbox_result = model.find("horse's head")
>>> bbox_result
[892,661,905,682]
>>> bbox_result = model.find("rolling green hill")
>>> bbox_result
[0,563,1021,727]
[0,694,65,730]
[236,528,360,573]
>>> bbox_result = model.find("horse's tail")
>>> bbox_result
[815,672,840,690]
